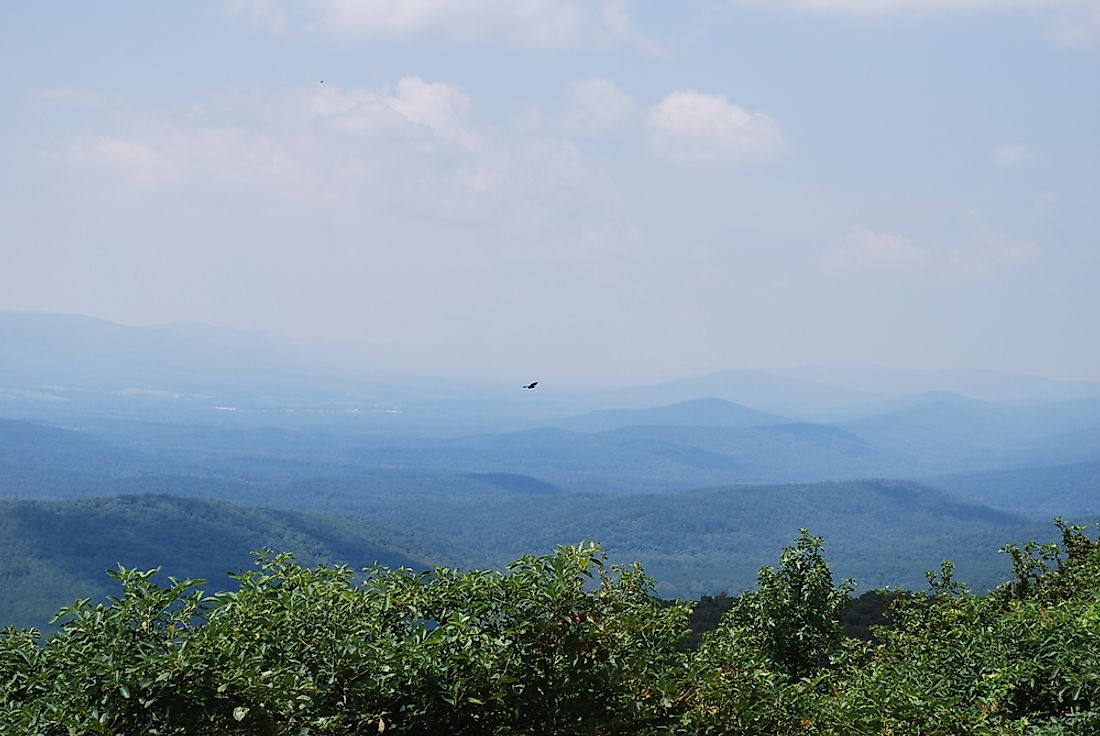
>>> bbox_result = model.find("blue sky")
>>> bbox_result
[2,1,1098,384]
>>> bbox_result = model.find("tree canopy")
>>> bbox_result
[2,522,1098,734]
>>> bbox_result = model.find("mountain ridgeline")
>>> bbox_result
[0,312,1098,630]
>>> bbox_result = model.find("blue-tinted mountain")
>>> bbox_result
[924,460,1100,518]
[556,397,790,433]
[840,392,1100,470]
[778,364,1100,404]
[0,494,477,629]
[600,368,878,419]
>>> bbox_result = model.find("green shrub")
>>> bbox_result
[2,524,1097,735]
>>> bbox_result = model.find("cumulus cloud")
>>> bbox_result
[225,0,656,49]
[223,0,291,32]
[735,0,1047,13]
[647,90,786,166]
[307,0,583,47]
[576,222,643,254]
[600,0,664,52]
[515,77,635,136]
[42,78,621,248]
[993,144,1035,165]
[295,77,478,149]
[822,224,1039,278]
[559,77,635,134]
[48,134,176,187]
[822,225,932,275]
[732,0,1100,45]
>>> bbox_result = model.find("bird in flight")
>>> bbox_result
[522,381,539,390]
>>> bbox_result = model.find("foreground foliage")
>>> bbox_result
[1,523,1097,734]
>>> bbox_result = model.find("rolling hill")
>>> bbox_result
[923,460,1100,518]
[0,494,479,629]
[556,397,790,433]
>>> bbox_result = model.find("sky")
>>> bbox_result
[2,1,1098,385]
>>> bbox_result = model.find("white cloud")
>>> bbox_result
[382,77,479,148]
[822,225,932,275]
[559,77,635,134]
[1034,189,1060,213]
[308,0,582,47]
[647,90,787,166]
[224,0,291,32]
[43,79,620,247]
[226,0,655,48]
[49,134,176,187]
[735,0,1048,14]
[512,137,613,203]
[979,228,1040,263]
[35,88,100,104]
[993,144,1034,165]
[1047,1,1100,44]
[287,77,480,152]
[732,0,1100,45]
[576,222,643,254]
[822,224,1040,278]
[600,0,664,52]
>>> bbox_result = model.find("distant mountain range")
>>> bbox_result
[3,385,1099,502]
[1,311,1097,630]
[3,311,1099,430]
[555,397,790,432]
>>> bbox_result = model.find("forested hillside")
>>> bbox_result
[0,481,1058,628]
[0,495,478,628]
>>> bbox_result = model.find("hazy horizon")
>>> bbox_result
[3,3,1098,385]
[6,309,1100,398]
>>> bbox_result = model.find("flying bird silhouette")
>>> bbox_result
[522,382,538,390]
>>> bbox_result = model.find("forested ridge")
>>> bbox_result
[3,522,1097,734]
[0,483,1053,628]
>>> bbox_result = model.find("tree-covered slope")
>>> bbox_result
[0,494,477,628]
[924,460,1100,518]
[314,477,1056,598]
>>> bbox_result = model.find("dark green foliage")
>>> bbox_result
[806,522,1100,734]
[721,530,853,679]
[677,585,902,646]
[682,587,899,650]
[2,525,1098,734]
[840,589,900,642]
[669,532,853,734]
[681,593,734,650]
[0,545,689,735]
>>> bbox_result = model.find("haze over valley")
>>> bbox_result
[1,312,1097,626]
